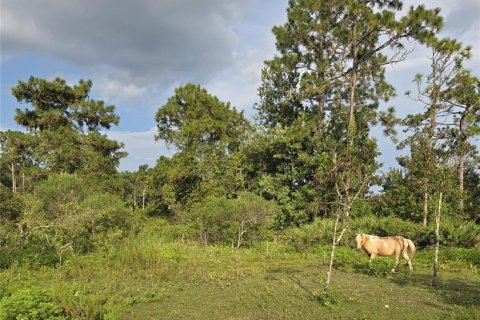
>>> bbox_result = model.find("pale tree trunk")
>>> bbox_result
[236,221,248,249]
[10,162,17,193]
[325,209,347,291]
[432,192,442,287]
[142,187,146,210]
[423,188,428,226]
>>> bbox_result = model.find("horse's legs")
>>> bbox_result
[368,253,376,274]
[392,252,400,273]
[402,251,413,272]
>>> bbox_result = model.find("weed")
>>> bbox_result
[312,288,343,306]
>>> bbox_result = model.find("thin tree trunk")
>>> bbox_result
[423,189,428,226]
[458,154,465,212]
[347,21,358,154]
[236,221,247,250]
[142,187,146,210]
[432,192,442,287]
[457,106,469,213]
[10,162,17,193]
[325,210,347,292]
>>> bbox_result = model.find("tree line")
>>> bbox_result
[1,0,479,288]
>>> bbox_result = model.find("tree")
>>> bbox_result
[441,70,480,212]
[401,39,478,285]
[153,84,250,212]
[7,76,126,175]
[402,40,478,222]
[256,0,443,292]
[0,131,37,192]
[155,83,249,154]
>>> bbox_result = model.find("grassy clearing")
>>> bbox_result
[0,235,478,319]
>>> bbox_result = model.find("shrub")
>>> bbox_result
[350,215,479,249]
[441,220,479,248]
[188,192,278,247]
[283,219,334,252]
[0,288,63,320]
[312,288,343,306]
[20,174,133,254]
[0,187,23,221]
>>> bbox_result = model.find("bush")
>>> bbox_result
[312,288,343,306]
[20,174,133,254]
[280,215,479,252]
[441,220,479,248]
[0,288,63,320]
[0,187,23,221]
[283,219,334,252]
[188,192,279,247]
[349,215,479,249]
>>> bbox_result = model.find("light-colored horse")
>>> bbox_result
[355,233,416,272]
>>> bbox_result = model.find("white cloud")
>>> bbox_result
[1,0,251,87]
[93,76,148,103]
[105,127,174,171]
[205,49,272,116]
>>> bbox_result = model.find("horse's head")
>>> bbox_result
[355,233,364,250]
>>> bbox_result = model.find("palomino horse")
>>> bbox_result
[355,233,416,272]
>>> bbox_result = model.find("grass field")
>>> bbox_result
[0,237,478,319]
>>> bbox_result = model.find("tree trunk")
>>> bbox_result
[142,187,146,210]
[325,210,347,292]
[432,192,442,287]
[10,162,17,193]
[236,221,249,249]
[347,21,358,154]
[458,154,465,213]
[423,189,428,226]
[457,105,469,213]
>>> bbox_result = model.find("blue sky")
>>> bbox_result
[1,0,479,172]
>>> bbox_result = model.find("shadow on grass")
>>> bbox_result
[401,273,480,308]
[348,257,479,309]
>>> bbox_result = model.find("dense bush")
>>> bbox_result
[0,187,23,221]
[282,219,334,252]
[350,215,479,248]
[20,174,133,254]
[188,192,279,247]
[280,215,479,252]
[0,288,63,320]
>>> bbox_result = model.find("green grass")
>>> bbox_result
[0,237,478,320]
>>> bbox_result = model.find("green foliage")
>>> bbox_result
[151,84,251,211]
[188,192,278,247]
[12,77,118,132]
[464,165,480,222]
[0,288,63,320]
[312,288,343,306]
[155,83,249,153]
[350,215,479,248]
[237,127,330,226]
[21,174,132,254]
[7,76,126,175]
[283,219,334,252]
[0,187,23,221]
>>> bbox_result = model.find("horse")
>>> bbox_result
[355,233,416,272]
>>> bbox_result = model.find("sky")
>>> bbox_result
[1,0,479,172]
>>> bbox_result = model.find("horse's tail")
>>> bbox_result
[406,238,416,261]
